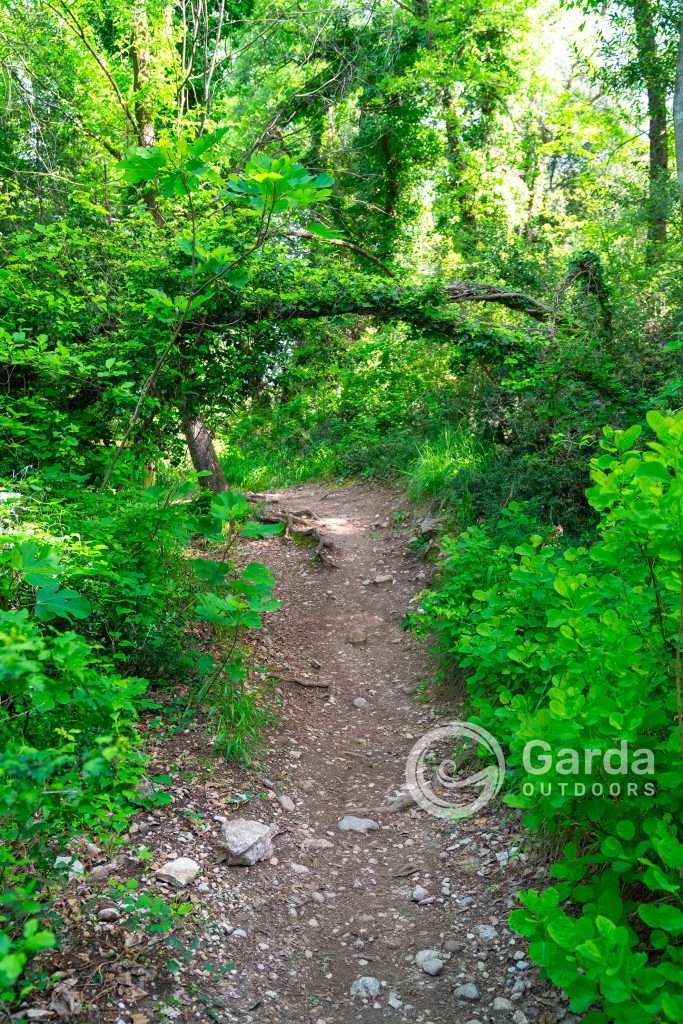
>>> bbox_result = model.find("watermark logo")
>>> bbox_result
[521,740,656,798]
[405,721,506,820]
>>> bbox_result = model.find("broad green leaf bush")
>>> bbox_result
[409,409,683,1023]
[0,481,281,1003]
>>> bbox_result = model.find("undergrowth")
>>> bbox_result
[0,481,281,1003]
[409,410,683,1024]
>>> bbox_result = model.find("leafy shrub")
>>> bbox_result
[220,326,465,486]
[409,410,683,1023]
[0,480,281,1003]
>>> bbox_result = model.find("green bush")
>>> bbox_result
[409,409,683,1023]
[0,481,282,1003]
[220,327,465,486]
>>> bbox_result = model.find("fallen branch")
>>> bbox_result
[251,502,338,567]
[282,677,330,689]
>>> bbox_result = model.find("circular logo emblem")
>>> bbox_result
[405,721,505,820]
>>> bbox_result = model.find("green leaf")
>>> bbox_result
[0,952,26,986]
[307,221,345,240]
[615,424,641,452]
[239,522,284,538]
[662,992,683,1020]
[638,903,683,934]
[636,461,670,482]
[34,583,91,622]
[615,820,635,840]
[118,146,167,183]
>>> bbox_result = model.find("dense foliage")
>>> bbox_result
[1,0,682,1016]
[409,412,683,1022]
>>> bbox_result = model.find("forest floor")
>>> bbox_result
[33,483,573,1024]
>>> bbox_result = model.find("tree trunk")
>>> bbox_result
[130,5,222,483]
[131,3,164,227]
[674,21,683,218]
[183,414,227,493]
[632,0,669,249]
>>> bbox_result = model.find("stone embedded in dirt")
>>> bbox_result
[97,906,120,922]
[460,856,481,875]
[444,939,463,953]
[373,574,393,584]
[156,857,200,887]
[411,884,429,902]
[310,658,322,669]
[277,794,295,812]
[477,924,498,941]
[302,837,334,851]
[53,855,85,880]
[290,863,310,875]
[352,696,368,709]
[231,928,248,939]
[347,628,368,645]
[513,1012,529,1024]
[419,515,440,536]
[385,787,416,813]
[135,776,157,800]
[338,815,379,833]
[415,949,444,976]
[90,859,119,882]
[455,982,481,1002]
[350,976,381,999]
[25,1010,54,1020]
[388,991,403,1009]
[492,997,514,1011]
[219,818,273,865]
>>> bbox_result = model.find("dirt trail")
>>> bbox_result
[58,483,568,1024]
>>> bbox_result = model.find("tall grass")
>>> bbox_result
[405,428,491,504]
[220,441,338,491]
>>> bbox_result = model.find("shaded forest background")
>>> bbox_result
[1,1,683,1020]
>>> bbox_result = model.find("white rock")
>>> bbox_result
[411,885,429,902]
[455,983,480,1002]
[97,907,120,922]
[156,857,200,887]
[231,928,248,939]
[492,997,514,1011]
[53,856,84,880]
[338,815,379,833]
[385,790,416,813]
[415,949,444,976]
[352,697,368,709]
[388,991,403,1009]
[290,863,310,875]
[477,924,498,941]
[90,860,118,882]
[350,976,381,999]
[220,818,273,865]
[302,837,334,851]
[278,794,295,812]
